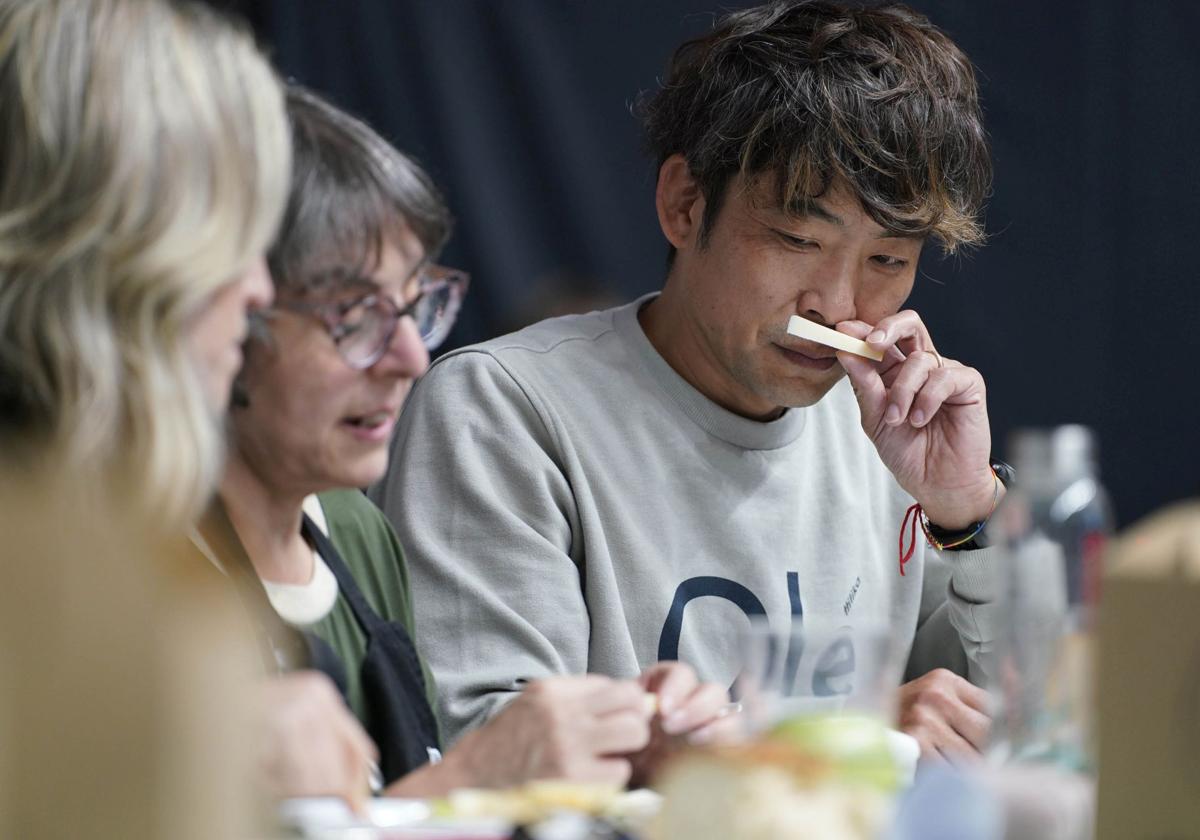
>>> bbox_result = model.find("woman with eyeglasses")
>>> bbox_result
[201,85,735,799]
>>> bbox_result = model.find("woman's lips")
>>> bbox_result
[341,410,396,443]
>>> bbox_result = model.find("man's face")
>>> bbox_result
[664,173,923,418]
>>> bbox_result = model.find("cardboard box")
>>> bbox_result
[1096,501,1200,839]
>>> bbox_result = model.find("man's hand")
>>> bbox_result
[446,675,652,788]
[836,311,999,530]
[628,662,739,785]
[257,671,378,813]
[897,668,991,762]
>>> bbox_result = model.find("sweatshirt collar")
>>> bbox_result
[615,293,808,451]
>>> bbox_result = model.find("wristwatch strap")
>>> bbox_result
[926,458,1014,551]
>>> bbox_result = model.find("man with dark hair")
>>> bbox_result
[375,0,1001,760]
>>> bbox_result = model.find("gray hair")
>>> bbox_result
[0,0,290,530]
[267,84,451,301]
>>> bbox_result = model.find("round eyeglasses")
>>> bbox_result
[275,265,469,370]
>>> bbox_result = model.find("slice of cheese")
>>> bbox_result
[786,316,883,362]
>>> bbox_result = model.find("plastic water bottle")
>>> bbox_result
[887,764,1004,840]
[1012,426,1114,611]
[987,425,1114,771]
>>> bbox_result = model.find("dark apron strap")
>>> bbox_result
[301,515,386,635]
[302,631,351,700]
[301,514,441,782]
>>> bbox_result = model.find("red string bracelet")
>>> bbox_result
[898,468,1001,576]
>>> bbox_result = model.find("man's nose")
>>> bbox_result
[794,255,857,325]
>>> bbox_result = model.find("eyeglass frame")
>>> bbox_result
[266,264,469,370]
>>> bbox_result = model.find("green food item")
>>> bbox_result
[427,797,454,819]
[768,713,901,792]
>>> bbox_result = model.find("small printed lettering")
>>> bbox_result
[843,576,861,616]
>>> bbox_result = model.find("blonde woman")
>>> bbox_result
[0,0,372,832]
[0,0,284,528]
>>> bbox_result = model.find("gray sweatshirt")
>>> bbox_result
[373,295,999,743]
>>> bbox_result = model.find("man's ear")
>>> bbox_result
[655,154,706,250]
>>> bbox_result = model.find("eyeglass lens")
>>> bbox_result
[337,273,465,368]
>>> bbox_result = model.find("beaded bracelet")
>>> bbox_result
[898,467,1001,576]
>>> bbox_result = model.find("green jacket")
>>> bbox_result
[194,489,440,743]
[309,489,440,733]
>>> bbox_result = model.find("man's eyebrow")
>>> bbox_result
[782,199,923,241]
[784,198,844,226]
[875,229,924,241]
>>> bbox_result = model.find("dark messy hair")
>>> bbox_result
[267,84,451,299]
[639,0,990,258]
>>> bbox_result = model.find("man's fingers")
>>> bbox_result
[837,319,909,375]
[661,682,731,735]
[845,311,939,380]
[924,678,991,750]
[879,351,940,426]
[957,677,992,715]
[899,669,993,760]
[862,309,933,359]
[934,730,982,764]
[640,661,697,718]
[904,702,983,761]
[837,351,888,428]
[949,701,992,752]
[686,711,744,746]
[910,365,984,424]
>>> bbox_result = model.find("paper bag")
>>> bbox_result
[1096,501,1200,839]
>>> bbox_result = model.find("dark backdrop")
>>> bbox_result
[217,0,1200,528]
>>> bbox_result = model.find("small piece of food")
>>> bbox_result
[787,315,884,361]
[643,692,660,718]
[768,713,901,792]
[434,780,630,825]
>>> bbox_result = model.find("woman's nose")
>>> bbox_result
[371,313,430,378]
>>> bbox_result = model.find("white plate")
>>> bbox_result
[278,797,511,838]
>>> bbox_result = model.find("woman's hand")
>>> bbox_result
[257,671,378,813]
[432,675,652,790]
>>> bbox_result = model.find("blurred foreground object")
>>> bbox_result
[0,478,260,839]
[277,780,659,836]
[1096,500,1200,839]
[0,0,287,832]
[988,426,1114,769]
[654,714,900,840]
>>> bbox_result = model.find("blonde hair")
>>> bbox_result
[0,0,290,530]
